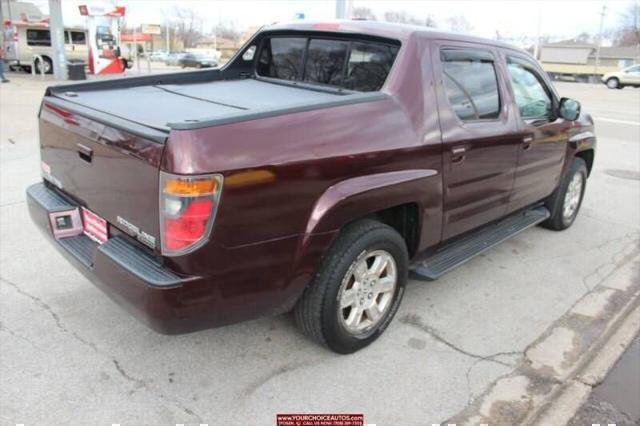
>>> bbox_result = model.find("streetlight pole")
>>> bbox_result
[594,5,607,78]
[48,0,67,79]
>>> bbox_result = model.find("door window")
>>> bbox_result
[64,31,70,44]
[506,59,553,120]
[441,49,501,121]
[71,31,86,45]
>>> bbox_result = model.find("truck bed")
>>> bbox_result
[49,78,352,132]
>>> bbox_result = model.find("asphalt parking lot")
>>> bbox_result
[1,73,639,426]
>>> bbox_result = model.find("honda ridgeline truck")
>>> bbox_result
[27,21,596,353]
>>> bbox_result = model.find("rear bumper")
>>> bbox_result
[26,182,201,333]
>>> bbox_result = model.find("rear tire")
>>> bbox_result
[542,157,588,231]
[294,219,408,354]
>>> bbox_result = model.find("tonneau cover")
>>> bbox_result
[52,79,343,130]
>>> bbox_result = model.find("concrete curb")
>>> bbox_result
[446,253,640,426]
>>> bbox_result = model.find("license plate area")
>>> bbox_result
[81,207,108,244]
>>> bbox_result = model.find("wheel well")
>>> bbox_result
[576,149,594,176]
[367,203,420,258]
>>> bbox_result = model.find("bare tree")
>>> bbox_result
[352,7,376,20]
[212,20,240,41]
[172,6,203,48]
[615,1,640,46]
[446,15,473,33]
[384,10,437,27]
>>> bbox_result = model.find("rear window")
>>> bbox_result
[257,36,399,91]
[27,29,51,47]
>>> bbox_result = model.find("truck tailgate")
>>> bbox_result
[39,100,165,251]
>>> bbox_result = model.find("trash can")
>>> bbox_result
[67,60,86,81]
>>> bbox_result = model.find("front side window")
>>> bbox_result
[257,37,306,81]
[507,59,552,119]
[304,39,348,86]
[441,49,501,121]
[26,29,51,47]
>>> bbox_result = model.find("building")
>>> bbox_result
[539,41,640,80]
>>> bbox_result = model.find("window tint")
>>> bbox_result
[345,42,399,91]
[26,29,51,47]
[304,39,348,86]
[257,37,306,81]
[442,50,500,121]
[256,36,399,91]
[507,60,552,119]
[71,31,86,45]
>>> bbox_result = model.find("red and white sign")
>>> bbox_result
[81,207,109,244]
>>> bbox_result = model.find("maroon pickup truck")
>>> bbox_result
[27,21,596,353]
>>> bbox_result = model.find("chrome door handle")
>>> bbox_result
[451,146,466,164]
[522,136,533,151]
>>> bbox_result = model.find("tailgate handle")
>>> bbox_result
[76,143,93,163]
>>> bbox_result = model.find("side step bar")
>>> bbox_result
[410,206,550,281]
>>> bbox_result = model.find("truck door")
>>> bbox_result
[502,53,569,213]
[432,43,521,240]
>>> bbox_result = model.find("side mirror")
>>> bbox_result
[559,97,581,121]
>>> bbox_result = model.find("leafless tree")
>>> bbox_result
[212,20,241,41]
[615,1,640,46]
[172,6,203,48]
[383,10,437,27]
[446,15,473,34]
[352,7,376,20]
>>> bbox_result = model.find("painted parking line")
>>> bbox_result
[593,116,640,126]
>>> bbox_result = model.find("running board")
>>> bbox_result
[410,206,550,281]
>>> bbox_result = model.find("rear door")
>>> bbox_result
[502,53,569,213]
[433,42,521,240]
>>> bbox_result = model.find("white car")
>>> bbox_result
[602,64,640,89]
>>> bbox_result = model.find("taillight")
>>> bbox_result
[159,172,223,256]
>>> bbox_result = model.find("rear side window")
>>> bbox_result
[441,49,501,121]
[257,36,399,91]
[257,37,306,81]
[26,29,51,47]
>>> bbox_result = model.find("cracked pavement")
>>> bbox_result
[1,75,639,425]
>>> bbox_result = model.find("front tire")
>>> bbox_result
[294,219,408,354]
[606,77,619,89]
[542,157,588,231]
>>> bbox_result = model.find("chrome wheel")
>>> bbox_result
[563,172,583,221]
[338,250,397,335]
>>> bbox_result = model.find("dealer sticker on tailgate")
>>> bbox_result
[81,207,108,244]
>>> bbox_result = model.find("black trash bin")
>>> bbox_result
[67,60,86,80]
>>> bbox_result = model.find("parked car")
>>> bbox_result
[27,21,596,354]
[148,50,168,62]
[601,64,640,89]
[179,52,217,68]
[3,24,88,74]
[164,52,187,66]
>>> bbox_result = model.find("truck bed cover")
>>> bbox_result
[48,78,384,134]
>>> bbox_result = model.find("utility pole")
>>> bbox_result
[594,4,607,78]
[335,0,353,19]
[48,0,67,80]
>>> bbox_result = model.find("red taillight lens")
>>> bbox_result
[160,172,223,256]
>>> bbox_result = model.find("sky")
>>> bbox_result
[24,0,635,45]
